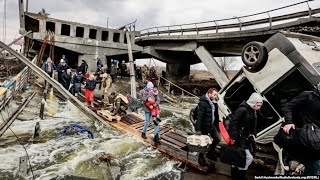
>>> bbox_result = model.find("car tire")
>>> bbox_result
[241,41,268,72]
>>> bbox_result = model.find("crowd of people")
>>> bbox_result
[40,56,320,178]
[41,57,163,114]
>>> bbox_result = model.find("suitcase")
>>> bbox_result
[220,144,246,168]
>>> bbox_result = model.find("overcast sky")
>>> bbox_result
[1,0,319,69]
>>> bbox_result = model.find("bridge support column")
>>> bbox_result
[195,46,229,88]
[166,63,190,82]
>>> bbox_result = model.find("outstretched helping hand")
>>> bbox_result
[283,123,295,134]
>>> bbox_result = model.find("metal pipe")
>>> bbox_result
[0,30,32,53]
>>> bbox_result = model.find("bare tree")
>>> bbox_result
[216,57,234,75]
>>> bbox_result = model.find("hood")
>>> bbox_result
[146,81,154,89]
[200,93,217,104]
[246,92,263,108]
[199,94,208,102]
[239,101,254,111]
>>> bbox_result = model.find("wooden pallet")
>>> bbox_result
[97,109,121,121]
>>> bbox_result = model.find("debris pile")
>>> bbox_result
[0,55,25,80]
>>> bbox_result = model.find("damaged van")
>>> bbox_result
[216,32,320,174]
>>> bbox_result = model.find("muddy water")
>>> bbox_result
[0,89,193,180]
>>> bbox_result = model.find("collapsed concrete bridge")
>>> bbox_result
[19,0,320,87]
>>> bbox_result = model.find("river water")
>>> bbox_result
[0,88,195,180]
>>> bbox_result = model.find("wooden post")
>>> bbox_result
[40,80,49,119]
[125,31,137,99]
[39,98,45,119]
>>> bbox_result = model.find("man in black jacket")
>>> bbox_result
[282,83,320,175]
[195,88,220,165]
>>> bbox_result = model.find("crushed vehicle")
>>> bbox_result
[191,32,320,174]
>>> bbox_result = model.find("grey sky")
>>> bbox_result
[1,0,319,69]
[2,0,318,41]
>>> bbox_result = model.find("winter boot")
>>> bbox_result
[154,134,161,142]
[141,133,147,139]
[198,153,208,167]
[238,170,248,180]
[231,166,239,178]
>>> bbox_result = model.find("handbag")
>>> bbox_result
[220,144,246,168]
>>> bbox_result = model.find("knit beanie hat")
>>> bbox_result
[146,81,154,89]
[246,93,263,108]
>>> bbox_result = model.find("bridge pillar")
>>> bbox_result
[166,63,190,82]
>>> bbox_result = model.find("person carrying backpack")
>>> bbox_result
[71,68,86,96]
[282,82,320,175]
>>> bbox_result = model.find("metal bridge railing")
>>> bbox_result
[139,0,320,37]
[157,76,198,98]
[0,55,37,110]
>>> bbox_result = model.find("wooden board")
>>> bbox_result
[166,132,187,143]
[161,134,187,148]
[97,110,121,122]
[158,127,173,136]
[95,111,208,172]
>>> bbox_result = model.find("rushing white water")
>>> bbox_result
[0,89,190,180]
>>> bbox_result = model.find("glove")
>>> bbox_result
[196,131,202,135]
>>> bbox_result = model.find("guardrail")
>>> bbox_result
[158,76,198,98]
[0,55,37,110]
[139,0,320,37]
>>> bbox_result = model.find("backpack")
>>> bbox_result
[300,123,320,151]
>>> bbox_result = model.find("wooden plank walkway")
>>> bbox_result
[95,111,209,172]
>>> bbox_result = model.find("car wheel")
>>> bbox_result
[241,41,268,71]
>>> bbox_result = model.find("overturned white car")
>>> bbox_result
[217,32,320,174]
